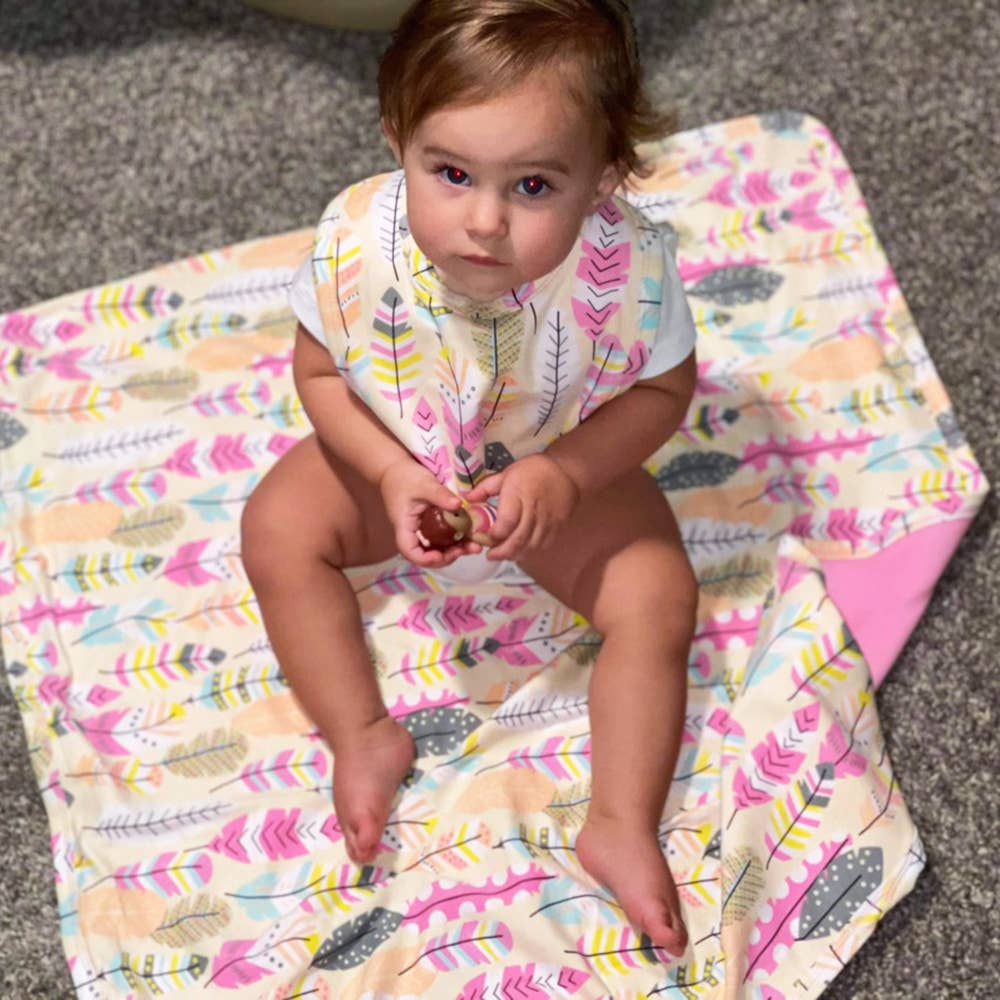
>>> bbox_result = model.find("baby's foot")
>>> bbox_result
[332,716,415,864]
[576,813,688,956]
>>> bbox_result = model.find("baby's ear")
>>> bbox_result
[381,118,402,163]
[592,161,624,207]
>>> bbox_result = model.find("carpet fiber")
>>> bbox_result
[1,1,997,996]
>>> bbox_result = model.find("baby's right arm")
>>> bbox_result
[291,324,471,565]
[292,322,412,486]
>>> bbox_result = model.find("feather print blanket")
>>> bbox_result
[0,112,988,998]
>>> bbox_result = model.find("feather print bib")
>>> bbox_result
[311,170,669,493]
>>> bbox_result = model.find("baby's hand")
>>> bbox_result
[378,461,480,567]
[464,454,579,561]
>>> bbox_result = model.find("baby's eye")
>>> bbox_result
[440,165,470,186]
[516,175,549,197]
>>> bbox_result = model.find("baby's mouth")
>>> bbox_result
[462,254,506,267]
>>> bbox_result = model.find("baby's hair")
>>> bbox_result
[378,0,674,179]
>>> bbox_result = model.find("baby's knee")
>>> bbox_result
[240,482,302,586]
[598,546,697,646]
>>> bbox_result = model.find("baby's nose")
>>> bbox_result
[466,191,508,239]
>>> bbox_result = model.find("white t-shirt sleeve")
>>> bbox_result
[638,238,696,379]
[288,254,325,341]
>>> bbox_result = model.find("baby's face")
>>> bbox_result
[393,70,620,301]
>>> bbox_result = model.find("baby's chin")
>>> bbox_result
[436,260,532,302]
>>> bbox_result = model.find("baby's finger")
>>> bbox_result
[428,485,464,512]
[464,476,503,505]
[489,509,534,561]
[488,494,522,545]
[437,538,482,564]
[528,516,550,552]
[398,530,445,567]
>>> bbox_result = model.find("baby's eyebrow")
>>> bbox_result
[421,145,570,176]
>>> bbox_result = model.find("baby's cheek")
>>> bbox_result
[518,218,579,281]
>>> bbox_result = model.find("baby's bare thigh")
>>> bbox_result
[244,433,397,568]
[515,467,693,628]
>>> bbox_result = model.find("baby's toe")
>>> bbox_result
[640,903,687,956]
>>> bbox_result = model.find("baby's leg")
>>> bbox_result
[516,467,696,955]
[241,433,414,863]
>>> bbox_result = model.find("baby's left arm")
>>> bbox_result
[465,350,696,559]
[545,349,697,497]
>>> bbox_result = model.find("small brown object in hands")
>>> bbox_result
[417,506,473,551]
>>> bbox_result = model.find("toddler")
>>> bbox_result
[242,0,697,954]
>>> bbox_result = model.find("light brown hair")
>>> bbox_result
[378,0,674,178]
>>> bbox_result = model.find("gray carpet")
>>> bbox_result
[1,1,997,996]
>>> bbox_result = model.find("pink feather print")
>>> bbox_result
[396,596,488,636]
[163,431,296,477]
[730,702,820,821]
[403,920,514,974]
[209,808,342,863]
[787,506,904,550]
[671,141,754,179]
[181,380,272,418]
[92,850,213,897]
[704,168,814,208]
[437,353,486,487]
[577,334,649,421]
[413,394,450,482]
[161,538,229,587]
[745,472,840,508]
[210,748,328,793]
[8,595,99,637]
[817,717,868,778]
[491,615,547,666]
[2,311,83,348]
[59,469,167,507]
[402,864,553,931]
[39,346,104,380]
[207,913,318,990]
[572,200,629,342]
[694,605,763,651]
[506,735,592,781]
[75,702,182,756]
[371,288,420,417]
[825,308,895,346]
[741,430,879,471]
[457,963,591,1000]
[209,939,271,989]
[744,837,850,981]
[708,707,746,769]
[355,562,436,597]
[784,189,841,231]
